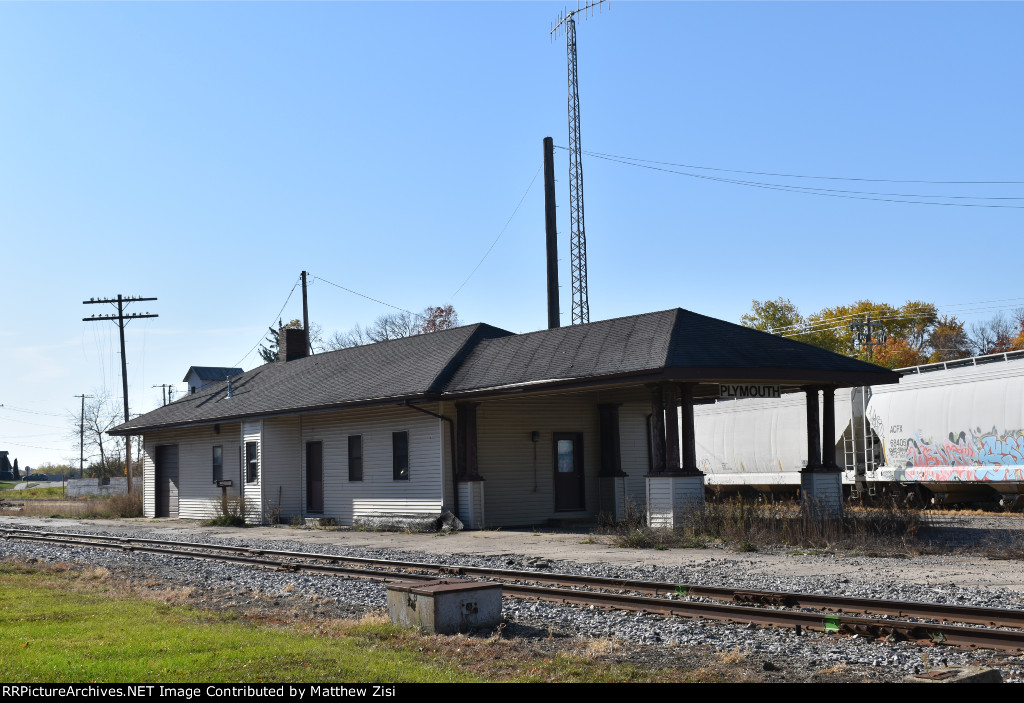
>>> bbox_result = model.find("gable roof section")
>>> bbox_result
[182,366,244,382]
[111,323,512,435]
[444,308,899,393]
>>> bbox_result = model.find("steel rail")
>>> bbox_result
[3,528,1024,652]
[5,528,1022,629]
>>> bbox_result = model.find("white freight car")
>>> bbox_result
[692,350,1024,504]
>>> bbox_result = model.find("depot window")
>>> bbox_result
[212,445,223,483]
[348,435,363,482]
[392,431,409,481]
[245,442,258,483]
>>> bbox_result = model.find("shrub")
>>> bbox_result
[202,496,248,527]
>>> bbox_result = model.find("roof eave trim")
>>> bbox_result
[107,391,442,436]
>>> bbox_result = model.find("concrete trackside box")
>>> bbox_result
[386,579,502,634]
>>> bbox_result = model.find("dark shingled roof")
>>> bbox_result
[112,309,898,435]
[444,308,899,393]
[112,323,512,435]
[183,366,244,383]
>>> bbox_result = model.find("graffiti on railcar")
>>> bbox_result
[977,432,1024,466]
[891,428,1024,481]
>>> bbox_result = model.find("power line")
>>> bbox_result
[450,164,542,299]
[0,405,68,418]
[233,277,301,368]
[574,150,1024,209]
[3,441,69,452]
[310,274,423,320]
[575,148,1024,185]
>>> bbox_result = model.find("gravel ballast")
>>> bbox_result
[2,516,1023,683]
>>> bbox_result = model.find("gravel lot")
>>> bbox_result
[2,514,1023,683]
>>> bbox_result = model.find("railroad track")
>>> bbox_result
[3,527,1024,653]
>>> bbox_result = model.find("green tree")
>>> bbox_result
[740,298,806,337]
[12,458,19,479]
[259,319,303,363]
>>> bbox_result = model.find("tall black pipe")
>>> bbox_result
[543,137,560,329]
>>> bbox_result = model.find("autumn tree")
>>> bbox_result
[419,304,460,334]
[873,336,927,369]
[742,298,939,366]
[325,305,461,350]
[970,309,1024,355]
[927,315,973,362]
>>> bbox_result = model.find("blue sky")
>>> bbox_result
[2,1,1022,467]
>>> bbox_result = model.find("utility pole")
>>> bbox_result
[152,384,172,406]
[850,313,888,361]
[83,295,158,494]
[74,394,94,478]
[552,0,607,325]
[301,270,312,355]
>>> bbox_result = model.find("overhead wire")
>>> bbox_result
[450,164,543,299]
[575,150,1024,209]
[575,148,1024,185]
[555,146,1024,209]
[310,274,424,320]
[233,276,302,368]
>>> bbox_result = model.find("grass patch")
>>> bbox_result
[0,493,142,519]
[0,562,478,683]
[0,486,67,499]
[0,561,729,683]
[600,497,926,554]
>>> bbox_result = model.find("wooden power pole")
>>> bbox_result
[83,295,158,494]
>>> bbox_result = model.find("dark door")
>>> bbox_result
[154,445,179,518]
[306,441,324,513]
[553,432,585,511]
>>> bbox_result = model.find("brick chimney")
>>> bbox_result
[279,327,308,362]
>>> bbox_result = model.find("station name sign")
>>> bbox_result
[719,384,781,399]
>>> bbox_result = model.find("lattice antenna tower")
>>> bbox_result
[552,0,607,325]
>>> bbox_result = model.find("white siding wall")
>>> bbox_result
[299,405,445,525]
[142,423,242,520]
[475,393,600,527]
[618,399,652,509]
[261,416,301,521]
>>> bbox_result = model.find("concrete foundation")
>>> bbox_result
[457,481,485,529]
[646,474,705,528]
[386,579,502,635]
[800,471,843,519]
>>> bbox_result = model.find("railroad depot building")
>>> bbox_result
[110,308,898,528]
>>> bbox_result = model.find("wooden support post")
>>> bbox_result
[805,386,822,471]
[663,384,680,472]
[822,386,838,470]
[455,402,481,480]
[648,384,666,473]
[678,383,700,475]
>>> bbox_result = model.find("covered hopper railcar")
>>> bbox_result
[692,350,1024,505]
